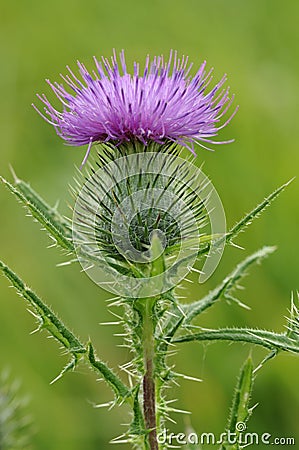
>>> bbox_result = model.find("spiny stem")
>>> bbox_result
[142,297,158,450]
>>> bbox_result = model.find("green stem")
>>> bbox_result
[142,297,158,450]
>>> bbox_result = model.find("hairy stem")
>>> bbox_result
[142,297,158,450]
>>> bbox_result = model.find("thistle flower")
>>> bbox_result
[34,50,237,162]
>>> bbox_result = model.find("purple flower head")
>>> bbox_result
[34,50,237,159]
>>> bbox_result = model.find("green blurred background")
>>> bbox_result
[0,0,298,448]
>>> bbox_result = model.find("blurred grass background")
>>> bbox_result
[0,0,298,448]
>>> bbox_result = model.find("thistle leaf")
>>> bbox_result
[198,180,293,256]
[0,175,73,252]
[286,292,299,339]
[129,384,146,436]
[0,260,131,401]
[50,356,78,385]
[220,356,254,450]
[0,259,83,352]
[87,343,131,401]
[173,327,299,354]
[10,166,71,229]
[225,179,293,245]
[183,246,275,324]
[158,246,275,368]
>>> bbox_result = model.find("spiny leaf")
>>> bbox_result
[183,246,276,324]
[198,180,293,257]
[286,292,299,339]
[129,384,146,436]
[50,356,78,385]
[228,357,254,435]
[220,356,254,450]
[0,260,131,401]
[174,327,299,354]
[87,343,131,401]
[0,175,74,252]
[225,179,293,244]
[157,246,275,375]
[10,166,71,231]
[0,259,83,352]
